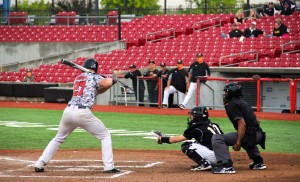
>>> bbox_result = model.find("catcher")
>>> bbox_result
[152,106,223,171]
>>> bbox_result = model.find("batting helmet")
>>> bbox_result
[83,58,98,73]
[223,82,243,104]
[187,106,210,127]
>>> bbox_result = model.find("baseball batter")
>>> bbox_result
[34,58,120,173]
[155,106,223,171]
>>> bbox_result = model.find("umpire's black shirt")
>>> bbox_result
[225,97,259,130]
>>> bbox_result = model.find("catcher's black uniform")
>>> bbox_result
[181,120,223,166]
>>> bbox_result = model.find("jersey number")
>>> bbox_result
[73,80,86,96]
[207,124,222,135]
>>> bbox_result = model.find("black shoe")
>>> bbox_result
[34,167,44,172]
[213,166,236,174]
[249,162,267,170]
[104,168,121,173]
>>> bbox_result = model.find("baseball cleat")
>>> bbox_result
[34,167,44,172]
[213,166,236,174]
[191,163,212,171]
[103,168,121,173]
[249,162,267,170]
[179,104,185,109]
[161,104,168,109]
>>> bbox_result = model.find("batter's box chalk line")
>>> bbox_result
[0,156,163,179]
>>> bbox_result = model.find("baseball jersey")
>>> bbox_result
[188,62,210,83]
[183,121,223,150]
[124,70,145,90]
[169,68,188,93]
[68,72,103,108]
[224,97,259,130]
[157,69,170,88]
[145,69,159,89]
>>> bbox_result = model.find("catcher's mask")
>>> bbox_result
[83,58,98,73]
[187,106,210,127]
[223,82,243,104]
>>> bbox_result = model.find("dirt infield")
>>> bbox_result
[0,101,300,182]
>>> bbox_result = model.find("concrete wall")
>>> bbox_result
[0,41,125,72]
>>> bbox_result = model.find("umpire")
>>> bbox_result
[211,82,266,174]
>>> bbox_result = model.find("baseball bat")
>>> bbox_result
[61,59,91,73]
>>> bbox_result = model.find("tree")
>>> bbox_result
[56,0,94,15]
[100,0,160,14]
[189,0,238,13]
[10,0,52,14]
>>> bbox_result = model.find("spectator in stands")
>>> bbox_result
[157,62,174,108]
[124,64,145,106]
[234,9,245,24]
[278,0,297,14]
[248,9,259,21]
[272,21,287,37]
[23,69,35,82]
[243,22,266,38]
[280,2,293,15]
[179,53,210,110]
[145,60,159,107]
[276,18,289,33]
[263,2,276,17]
[221,23,244,38]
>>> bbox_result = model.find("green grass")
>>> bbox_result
[0,108,299,154]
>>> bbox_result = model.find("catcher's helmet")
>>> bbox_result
[187,106,209,127]
[223,82,243,104]
[83,58,98,73]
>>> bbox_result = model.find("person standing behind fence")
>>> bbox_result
[23,69,35,82]
[179,53,210,110]
[145,60,159,107]
[162,60,188,109]
[157,62,174,108]
[124,64,145,106]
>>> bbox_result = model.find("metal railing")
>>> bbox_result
[146,28,175,43]
[218,50,258,67]
[192,17,221,32]
[281,40,300,54]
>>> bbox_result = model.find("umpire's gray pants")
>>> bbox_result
[211,131,263,164]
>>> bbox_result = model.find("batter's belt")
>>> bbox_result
[68,104,90,109]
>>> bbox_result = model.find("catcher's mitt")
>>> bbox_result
[252,74,261,81]
[151,130,165,144]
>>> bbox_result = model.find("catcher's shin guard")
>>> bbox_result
[181,142,205,165]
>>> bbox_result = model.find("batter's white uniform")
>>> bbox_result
[35,72,115,171]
